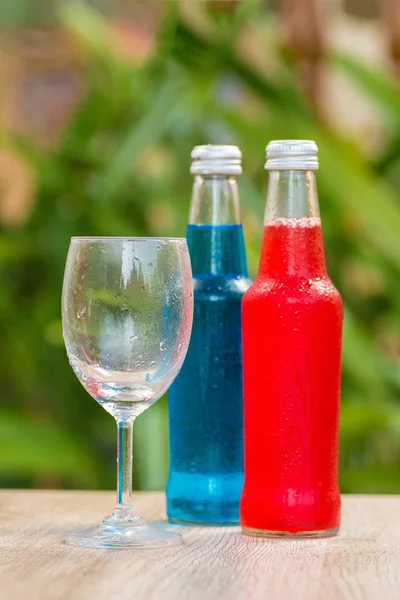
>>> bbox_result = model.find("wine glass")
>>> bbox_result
[62,237,193,548]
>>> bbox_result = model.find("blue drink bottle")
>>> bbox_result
[167,145,251,524]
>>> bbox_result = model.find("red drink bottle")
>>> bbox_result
[241,141,343,537]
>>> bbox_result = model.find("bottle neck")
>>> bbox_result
[259,170,327,279]
[189,175,241,225]
[188,175,247,277]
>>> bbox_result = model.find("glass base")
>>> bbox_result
[66,515,183,548]
[242,526,339,539]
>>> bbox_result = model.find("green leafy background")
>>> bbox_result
[1,2,400,492]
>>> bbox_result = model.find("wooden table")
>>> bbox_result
[1,491,400,600]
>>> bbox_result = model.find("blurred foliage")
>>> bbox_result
[1,1,400,492]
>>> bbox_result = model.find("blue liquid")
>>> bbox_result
[167,224,251,524]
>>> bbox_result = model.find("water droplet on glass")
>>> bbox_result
[77,305,86,319]
[160,340,168,351]
[145,373,151,382]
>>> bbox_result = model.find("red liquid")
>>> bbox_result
[241,217,343,535]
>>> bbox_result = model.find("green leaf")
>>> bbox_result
[333,52,400,120]
[59,1,114,62]
[0,411,99,487]
[96,74,183,201]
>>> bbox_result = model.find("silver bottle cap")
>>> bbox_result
[190,145,242,175]
[265,140,319,171]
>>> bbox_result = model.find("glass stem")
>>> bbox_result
[116,418,134,513]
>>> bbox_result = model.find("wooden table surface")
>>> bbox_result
[1,491,400,600]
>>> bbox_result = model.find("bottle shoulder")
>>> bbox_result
[193,275,252,298]
[244,275,342,309]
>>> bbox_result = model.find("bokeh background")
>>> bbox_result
[1,0,400,493]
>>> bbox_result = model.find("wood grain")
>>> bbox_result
[1,491,400,600]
